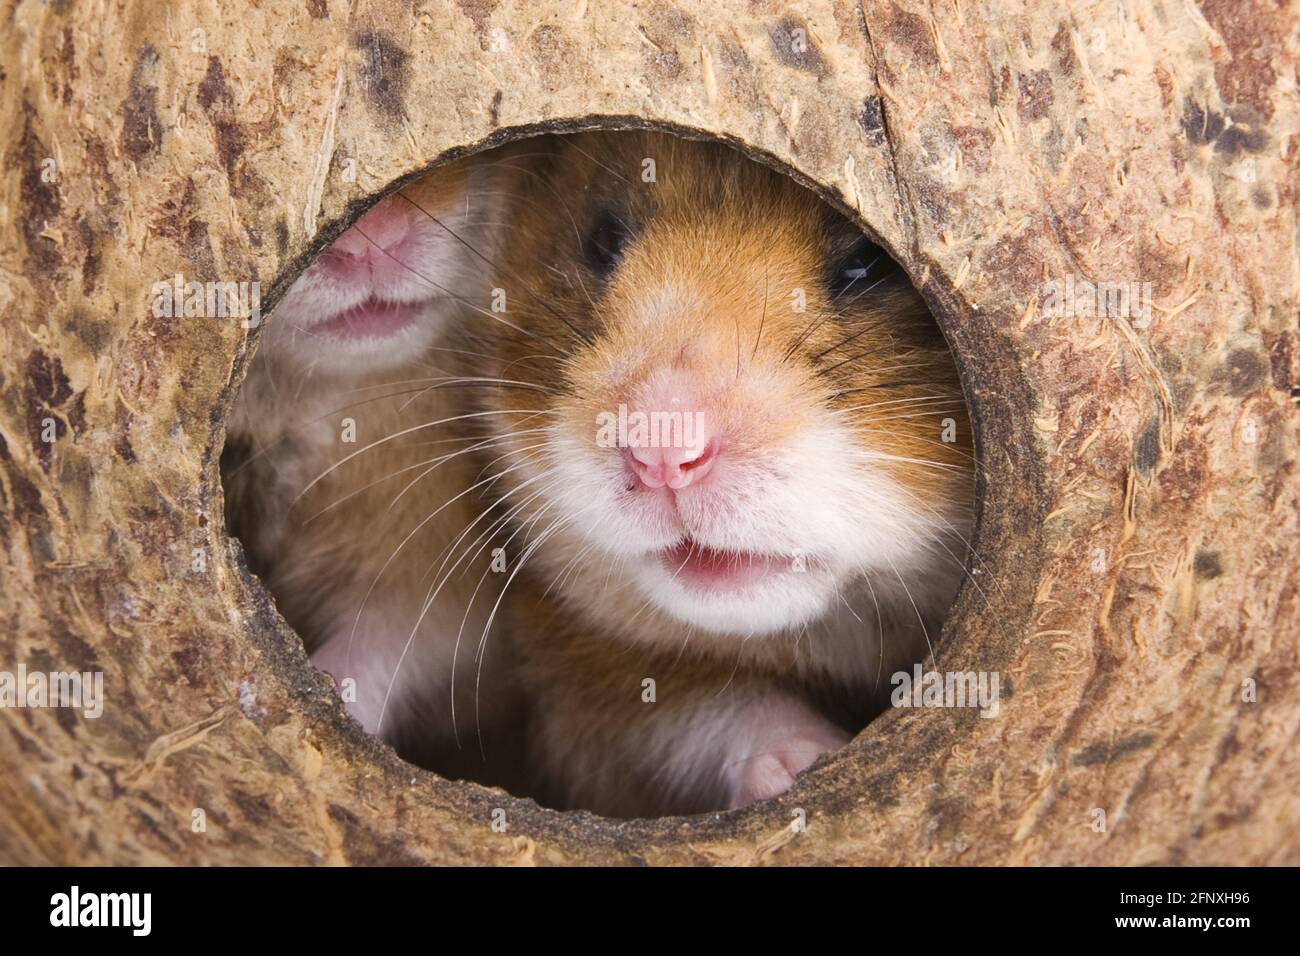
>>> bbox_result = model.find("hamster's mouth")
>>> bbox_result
[658,539,797,593]
[314,295,423,341]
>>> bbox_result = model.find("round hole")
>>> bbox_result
[220,125,979,821]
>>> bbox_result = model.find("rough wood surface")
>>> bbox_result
[0,0,1296,864]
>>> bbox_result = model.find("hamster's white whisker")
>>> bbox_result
[223,384,509,479]
[418,473,569,746]
[293,408,550,502]
[426,468,567,593]
[383,439,554,517]
[300,431,546,525]
[345,457,548,680]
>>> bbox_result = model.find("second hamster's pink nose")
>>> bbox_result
[627,436,717,490]
[329,198,413,259]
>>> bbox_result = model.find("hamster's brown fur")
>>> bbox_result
[457,132,975,817]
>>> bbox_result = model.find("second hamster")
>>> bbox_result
[224,154,526,781]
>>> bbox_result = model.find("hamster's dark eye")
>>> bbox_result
[584,209,631,275]
[828,237,892,299]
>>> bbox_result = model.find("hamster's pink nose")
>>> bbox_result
[627,436,717,490]
[329,198,413,259]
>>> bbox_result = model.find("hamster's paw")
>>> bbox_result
[724,703,852,810]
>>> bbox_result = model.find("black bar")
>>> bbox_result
[0,866,1283,942]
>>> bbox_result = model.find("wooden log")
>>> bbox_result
[0,0,1295,864]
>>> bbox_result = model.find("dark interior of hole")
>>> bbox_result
[220,128,975,819]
